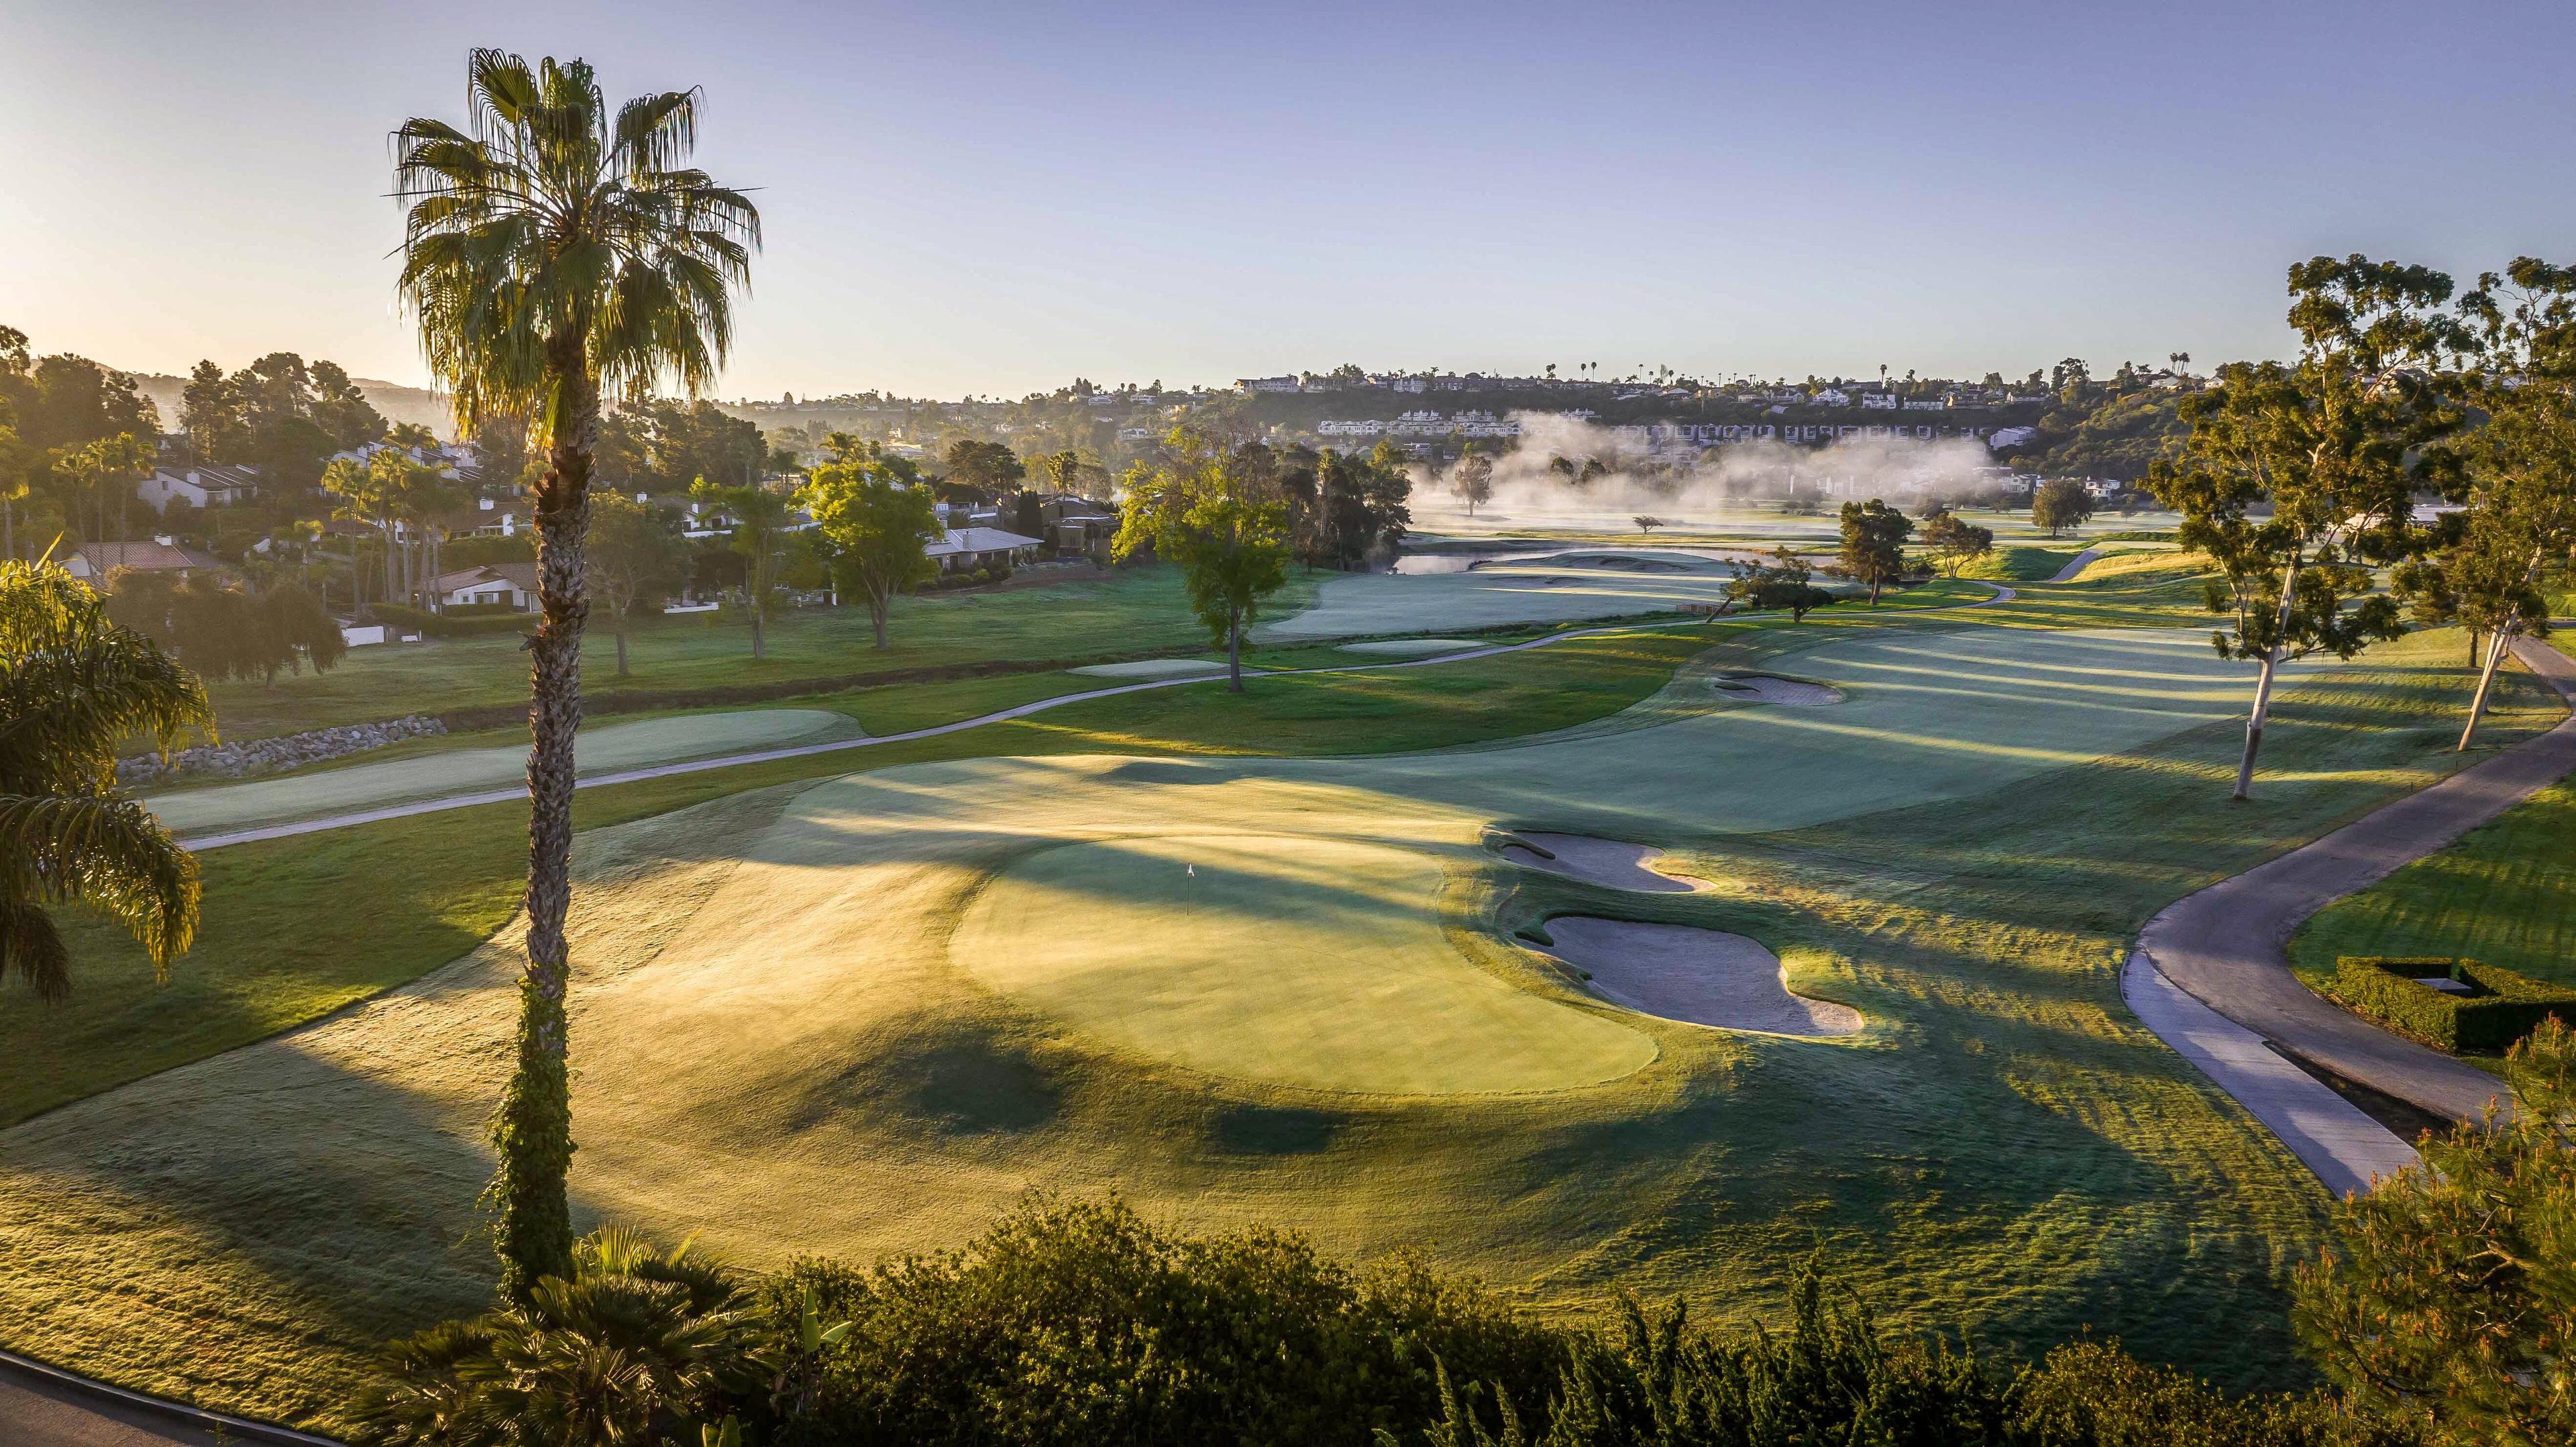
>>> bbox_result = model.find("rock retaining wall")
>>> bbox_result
[119,715,447,787]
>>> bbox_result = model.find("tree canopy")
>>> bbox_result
[1115,430,1291,691]
[802,459,941,649]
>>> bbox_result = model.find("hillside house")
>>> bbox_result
[64,537,225,586]
[427,561,541,610]
[137,464,262,513]
[924,525,1041,574]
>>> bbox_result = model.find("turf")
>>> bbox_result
[9,565,2560,1430]
[193,565,1320,741]
[1065,658,1229,679]
[2289,775,2576,991]
[144,708,862,836]
[953,833,1657,1093]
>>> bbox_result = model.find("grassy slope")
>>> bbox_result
[2290,782,2576,991]
[197,565,1320,740]
[3,625,1721,1125]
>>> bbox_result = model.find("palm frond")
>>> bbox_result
[0,900,71,1003]
[0,793,200,973]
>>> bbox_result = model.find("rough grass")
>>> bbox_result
[2290,778,2576,991]
[1957,545,2081,581]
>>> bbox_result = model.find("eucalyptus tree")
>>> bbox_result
[802,459,939,649]
[2443,257,2576,749]
[0,560,211,1002]
[2148,256,2471,800]
[393,49,758,1300]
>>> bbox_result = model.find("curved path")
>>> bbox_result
[2131,635,2576,1188]
[0,1348,335,1445]
[182,582,2012,854]
[2043,548,2102,584]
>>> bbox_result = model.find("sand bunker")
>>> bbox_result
[1068,658,1230,679]
[1709,674,1845,706]
[1338,638,1485,657]
[1498,832,1709,893]
[1534,917,1864,1036]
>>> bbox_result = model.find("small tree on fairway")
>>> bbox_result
[2030,478,2094,537]
[588,494,684,678]
[2292,1018,2575,1447]
[1452,451,1493,517]
[394,48,759,1302]
[2148,255,2470,801]
[691,478,793,661]
[1632,514,1667,535]
[1724,548,1836,623]
[1836,497,1913,605]
[1114,431,1289,692]
[802,459,940,648]
[1921,508,1994,577]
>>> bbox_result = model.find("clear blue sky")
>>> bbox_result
[3,1,2569,400]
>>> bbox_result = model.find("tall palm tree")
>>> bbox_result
[0,560,211,1002]
[393,49,757,1301]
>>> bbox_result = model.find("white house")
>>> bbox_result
[427,561,541,610]
[1817,388,1854,407]
[137,464,261,513]
[1858,391,1897,411]
[924,525,1042,574]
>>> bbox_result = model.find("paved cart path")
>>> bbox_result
[2131,635,2576,1186]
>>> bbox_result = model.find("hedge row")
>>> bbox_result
[2334,956,2576,1053]
[370,602,533,639]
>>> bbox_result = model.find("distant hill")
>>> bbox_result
[126,372,456,439]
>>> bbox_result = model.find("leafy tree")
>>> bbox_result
[692,479,794,659]
[2149,255,2469,800]
[1837,497,1913,605]
[0,560,211,1001]
[1724,548,1837,622]
[1632,514,1666,535]
[2030,478,2095,537]
[941,438,1025,498]
[394,48,759,1301]
[586,494,684,678]
[1453,451,1494,517]
[803,460,941,649]
[1116,430,1290,692]
[2442,256,2576,749]
[1921,508,1996,576]
[0,423,28,561]
[56,432,153,545]
[1306,443,1412,570]
[2293,1017,2574,1447]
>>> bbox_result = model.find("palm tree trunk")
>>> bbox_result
[2459,625,2518,752]
[492,349,595,1305]
[749,592,765,660]
[613,619,629,678]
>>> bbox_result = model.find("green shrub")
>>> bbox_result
[2334,956,2576,1053]
[371,603,533,639]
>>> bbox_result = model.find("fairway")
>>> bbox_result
[953,834,1656,1093]
[7,614,2545,1428]
[144,709,863,836]
[1263,552,1748,637]
[1066,658,1228,679]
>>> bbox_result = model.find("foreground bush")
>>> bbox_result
[358,1199,2412,1446]
[2294,1018,2576,1447]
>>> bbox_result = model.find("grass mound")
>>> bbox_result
[953,834,1655,1093]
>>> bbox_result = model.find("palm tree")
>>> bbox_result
[393,49,758,1301]
[0,560,211,1001]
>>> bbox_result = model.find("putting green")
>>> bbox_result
[145,708,861,836]
[1066,658,1230,679]
[1263,556,1745,638]
[953,835,1654,1093]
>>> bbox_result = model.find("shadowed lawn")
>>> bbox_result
[0,618,2555,1432]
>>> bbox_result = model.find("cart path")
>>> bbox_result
[2043,547,2102,583]
[2133,635,2576,1178]
[0,1348,337,1446]
[180,584,2010,853]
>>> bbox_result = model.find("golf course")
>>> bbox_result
[5,549,2565,1431]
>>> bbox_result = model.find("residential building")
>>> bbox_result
[427,561,542,610]
[924,525,1042,574]
[137,464,261,513]
[64,537,225,586]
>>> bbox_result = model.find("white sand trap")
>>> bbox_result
[1499,832,1709,893]
[1709,674,1845,706]
[1535,917,1864,1036]
[1338,638,1485,657]
[1068,658,1230,679]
